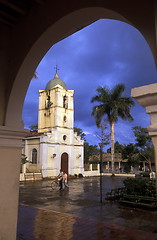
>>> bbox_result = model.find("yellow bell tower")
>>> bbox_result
[38,72,74,133]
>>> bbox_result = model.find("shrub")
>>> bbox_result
[21,154,29,164]
[123,177,156,197]
[140,171,150,177]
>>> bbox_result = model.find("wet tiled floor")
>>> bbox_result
[17,176,157,239]
[17,205,157,240]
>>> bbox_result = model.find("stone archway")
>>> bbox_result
[61,152,69,174]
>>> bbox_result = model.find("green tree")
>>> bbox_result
[116,143,138,160]
[132,126,154,171]
[91,84,134,173]
[74,127,86,140]
[74,127,99,163]
[29,124,38,132]
[108,142,139,172]
[95,120,110,147]
[132,126,153,150]
[84,142,99,164]
[21,154,29,164]
[107,141,124,154]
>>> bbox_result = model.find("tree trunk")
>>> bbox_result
[111,122,115,174]
[139,152,152,172]
[147,159,152,172]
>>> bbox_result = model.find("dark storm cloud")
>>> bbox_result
[22,19,157,146]
[22,101,38,128]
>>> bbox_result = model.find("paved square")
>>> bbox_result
[17,177,157,239]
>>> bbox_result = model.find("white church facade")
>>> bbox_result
[22,72,84,178]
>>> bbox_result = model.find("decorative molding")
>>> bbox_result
[0,126,28,148]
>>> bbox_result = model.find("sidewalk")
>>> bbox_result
[17,205,157,240]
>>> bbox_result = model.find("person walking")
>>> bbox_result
[63,171,69,190]
[58,169,63,190]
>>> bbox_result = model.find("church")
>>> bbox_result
[22,71,84,178]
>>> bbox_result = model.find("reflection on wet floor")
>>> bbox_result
[17,176,157,239]
[17,205,157,240]
[34,208,75,240]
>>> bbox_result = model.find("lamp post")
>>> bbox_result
[99,143,103,203]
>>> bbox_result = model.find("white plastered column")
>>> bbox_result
[131,83,157,199]
[40,136,48,178]
[0,126,27,240]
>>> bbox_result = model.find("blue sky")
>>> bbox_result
[22,19,157,149]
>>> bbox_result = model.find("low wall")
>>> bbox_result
[20,173,43,181]
[83,164,135,177]
[83,172,135,177]
[103,173,135,177]
[84,164,100,176]
[83,170,100,177]
[20,163,135,180]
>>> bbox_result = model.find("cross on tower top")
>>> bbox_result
[54,65,59,73]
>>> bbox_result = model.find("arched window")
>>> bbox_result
[32,148,37,164]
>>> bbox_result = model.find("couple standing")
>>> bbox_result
[58,170,69,190]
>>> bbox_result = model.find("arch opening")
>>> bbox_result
[5,7,157,129]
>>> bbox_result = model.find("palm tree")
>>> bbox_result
[91,84,134,173]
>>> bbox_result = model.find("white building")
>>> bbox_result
[23,72,84,177]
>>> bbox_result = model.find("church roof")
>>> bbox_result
[25,131,43,138]
[45,73,67,90]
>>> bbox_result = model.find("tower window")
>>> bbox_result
[63,95,68,108]
[45,95,51,109]
[63,135,67,141]
[63,116,67,122]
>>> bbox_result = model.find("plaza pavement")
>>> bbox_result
[17,205,157,240]
[17,177,157,240]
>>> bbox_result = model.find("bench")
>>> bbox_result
[106,187,126,201]
[119,194,157,210]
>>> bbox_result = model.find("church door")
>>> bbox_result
[61,152,68,174]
